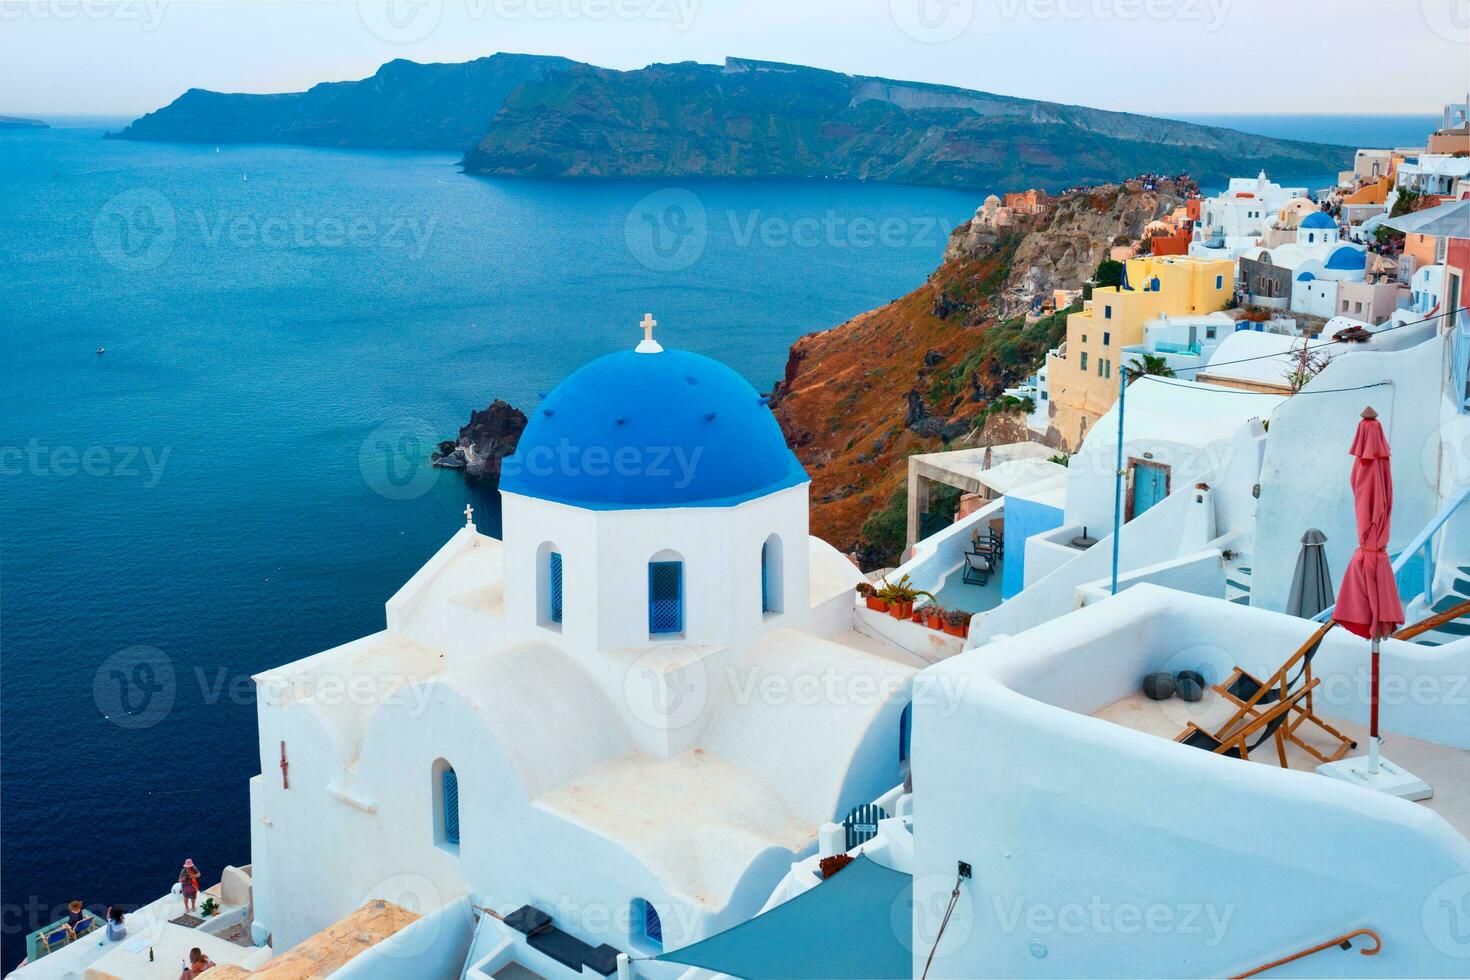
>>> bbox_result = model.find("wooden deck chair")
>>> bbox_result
[962,550,992,586]
[1212,620,1356,764]
[35,924,73,957]
[1175,682,1317,767]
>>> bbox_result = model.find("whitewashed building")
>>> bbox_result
[1190,172,1309,260]
[245,320,923,970]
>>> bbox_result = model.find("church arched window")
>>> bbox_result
[432,758,460,853]
[761,535,784,616]
[648,551,684,635]
[631,899,663,952]
[538,542,563,629]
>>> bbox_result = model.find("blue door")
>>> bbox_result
[1131,461,1169,518]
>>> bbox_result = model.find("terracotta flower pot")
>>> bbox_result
[865,596,888,612]
[925,613,944,630]
[889,600,913,620]
[943,623,966,637]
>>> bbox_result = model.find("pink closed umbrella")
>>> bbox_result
[1332,406,1404,773]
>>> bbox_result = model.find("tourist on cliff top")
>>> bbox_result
[178,859,201,914]
[105,906,127,941]
[181,947,215,977]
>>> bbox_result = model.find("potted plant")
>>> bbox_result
[878,575,934,621]
[924,604,946,630]
[943,609,970,638]
[199,897,219,918]
[856,581,887,612]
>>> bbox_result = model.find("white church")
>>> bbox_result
[244,316,924,969]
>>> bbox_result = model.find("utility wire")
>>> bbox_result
[1134,305,1464,378]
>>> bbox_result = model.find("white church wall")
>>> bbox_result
[500,484,811,659]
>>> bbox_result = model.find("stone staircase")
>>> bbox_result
[1415,564,1470,646]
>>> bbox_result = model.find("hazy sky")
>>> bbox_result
[2,0,1465,117]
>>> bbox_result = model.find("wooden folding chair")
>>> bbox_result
[1211,620,1356,765]
[1175,682,1316,767]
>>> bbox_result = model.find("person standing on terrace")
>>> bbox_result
[178,859,201,914]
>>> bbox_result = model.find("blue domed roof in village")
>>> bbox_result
[1325,245,1367,271]
[499,347,807,509]
[1300,211,1335,230]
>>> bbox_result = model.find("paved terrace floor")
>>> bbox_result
[1096,691,1470,840]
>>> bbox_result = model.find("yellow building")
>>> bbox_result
[1046,255,1234,448]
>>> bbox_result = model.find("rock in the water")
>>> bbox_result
[442,399,527,484]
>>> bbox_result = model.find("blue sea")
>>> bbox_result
[0,112,1433,970]
[0,119,980,970]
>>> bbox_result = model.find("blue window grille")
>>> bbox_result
[1104,306,1113,319]
[1215,274,1224,289]
[649,561,683,634]
[442,767,460,846]
[1080,352,1088,371]
[643,902,663,947]
[760,543,771,613]
[549,552,563,624]
[1102,331,1110,346]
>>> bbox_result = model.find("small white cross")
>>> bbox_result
[636,312,663,354]
[464,503,474,526]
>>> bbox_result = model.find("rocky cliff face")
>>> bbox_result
[433,399,527,482]
[466,57,1349,190]
[110,53,574,150]
[771,177,1191,564]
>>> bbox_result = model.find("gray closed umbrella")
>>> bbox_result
[1286,528,1334,619]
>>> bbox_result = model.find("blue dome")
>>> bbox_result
[1300,211,1335,230]
[1297,271,1316,281]
[500,348,807,509]
[1325,245,1366,271]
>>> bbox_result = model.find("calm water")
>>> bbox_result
[0,112,1427,969]
[1173,112,1440,193]
[0,121,979,969]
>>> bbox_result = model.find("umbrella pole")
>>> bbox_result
[1368,634,1380,774]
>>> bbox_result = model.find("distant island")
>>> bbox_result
[108,53,573,150]
[111,53,1350,191]
[0,115,48,129]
